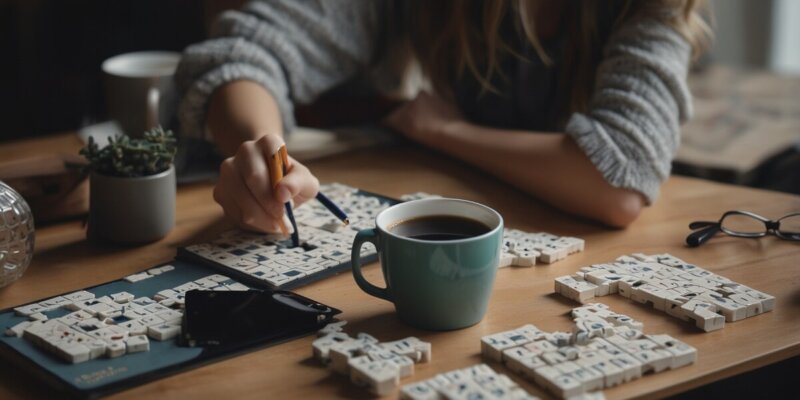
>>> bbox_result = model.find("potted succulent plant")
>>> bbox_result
[81,127,177,244]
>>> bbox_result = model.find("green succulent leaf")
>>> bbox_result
[79,126,177,177]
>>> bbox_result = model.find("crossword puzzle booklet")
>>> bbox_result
[0,260,340,399]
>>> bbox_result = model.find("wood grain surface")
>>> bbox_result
[1,135,798,399]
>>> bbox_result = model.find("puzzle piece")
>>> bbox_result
[349,355,401,396]
[381,337,432,363]
[123,272,152,283]
[555,276,599,303]
[317,320,347,337]
[125,334,150,353]
[481,324,543,362]
[312,332,353,364]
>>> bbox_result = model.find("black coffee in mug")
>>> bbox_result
[389,215,492,241]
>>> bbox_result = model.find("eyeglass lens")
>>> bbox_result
[720,213,766,236]
[778,213,800,237]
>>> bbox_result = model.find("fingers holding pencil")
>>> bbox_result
[276,158,319,205]
[214,157,280,232]
[233,139,284,221]
[261,137,318,207]
[275,142,347,229]
[213,134,320,234]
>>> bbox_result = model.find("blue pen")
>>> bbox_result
[284,200,300,247]
[316,191,349,225]
[281,163,300,247]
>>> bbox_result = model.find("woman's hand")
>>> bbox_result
[213,134,319,233]
[384,91,466,149]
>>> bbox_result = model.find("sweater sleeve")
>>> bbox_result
[174,0,386,139]
[564,18,693,204]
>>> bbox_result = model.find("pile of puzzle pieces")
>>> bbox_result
[311,321,432,396]
[5,268,249,363]
[481,303,697,399]
[500,229,585,266]
[554,253,775,331]
[400,363,540,400]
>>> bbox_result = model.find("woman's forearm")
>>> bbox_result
[205,80,321,233]
[207,80,284,156]
[435,121,645,227]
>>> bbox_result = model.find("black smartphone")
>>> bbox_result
[180,290,340,348]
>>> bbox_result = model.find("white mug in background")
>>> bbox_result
[101,51,180,137]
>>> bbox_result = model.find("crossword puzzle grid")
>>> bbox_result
[182,183,393,289]
[5,265,248,364]
[479,304,697,399]
[183,184,586,290]
[554,253,776,331]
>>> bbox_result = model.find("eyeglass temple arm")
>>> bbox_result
[689,221,718,230]
[686,224,721,247]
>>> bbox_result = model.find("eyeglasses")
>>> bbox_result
[686,210,800,247]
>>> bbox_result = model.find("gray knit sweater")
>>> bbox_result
[175,0,692,203]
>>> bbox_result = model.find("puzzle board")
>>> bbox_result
[0,260,337,398]
[179,184,400,290]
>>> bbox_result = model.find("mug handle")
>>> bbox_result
[145,87,160,131]
[351,229,393,302]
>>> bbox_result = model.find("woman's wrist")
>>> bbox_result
[435,119,471,147]
[207,80,284,156]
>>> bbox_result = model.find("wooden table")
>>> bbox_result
[1,135,799,399]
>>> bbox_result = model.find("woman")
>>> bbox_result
[175,0,709,231]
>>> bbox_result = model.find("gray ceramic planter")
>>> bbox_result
[88,166,175,244]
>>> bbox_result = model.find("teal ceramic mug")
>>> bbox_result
[350,198,503,330]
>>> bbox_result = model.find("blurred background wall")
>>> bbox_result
[0,0,223,141]
[709,0,800,73]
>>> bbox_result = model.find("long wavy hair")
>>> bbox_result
[391,0,711,118]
